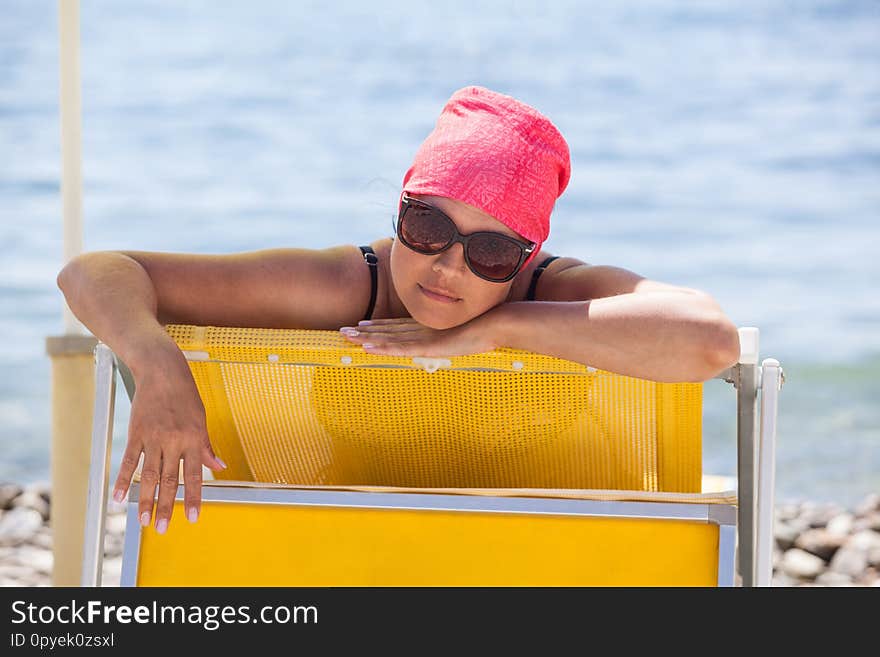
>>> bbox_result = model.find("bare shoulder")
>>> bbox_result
[119,243,381,330]
[522,252,700,301]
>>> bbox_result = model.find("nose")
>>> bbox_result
[432,242,467,276]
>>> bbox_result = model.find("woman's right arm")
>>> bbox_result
[57,251,230,536]
[56,246,373,534]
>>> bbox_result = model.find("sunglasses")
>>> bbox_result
[395,193,536,283]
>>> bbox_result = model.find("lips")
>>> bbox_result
[419,284,461,302]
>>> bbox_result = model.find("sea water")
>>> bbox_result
[1,0,878,507]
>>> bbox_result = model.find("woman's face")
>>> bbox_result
[390,193,526,330]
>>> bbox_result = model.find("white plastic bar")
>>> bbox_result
[755,358,782,587]
[58,0,86,335]
[738,327,759,365]
[81,344,116,586]
[411,357,452,373]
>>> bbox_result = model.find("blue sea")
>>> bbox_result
[1,0,878,507]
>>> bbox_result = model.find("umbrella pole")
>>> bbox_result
[46,0,98,586]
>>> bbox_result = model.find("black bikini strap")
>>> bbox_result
[526,256,561,301]
[358,246,378,322]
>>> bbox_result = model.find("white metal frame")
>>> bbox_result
[117,483,737,587]
[81,345,116,586]
[82,326,783,587]
[713,327,785,586]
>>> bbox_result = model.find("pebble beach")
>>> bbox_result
[1,481,878,587]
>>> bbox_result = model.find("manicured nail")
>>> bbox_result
[340,327,359,336]
[187,507,199,523]
[156,519,168,534]
[113,489,125,503]
[139,512,150,527]
[215,457,227,470]
[358,320,372,326]
[363,343,374,349]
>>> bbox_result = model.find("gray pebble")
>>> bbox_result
[102,557,123,587]
[776,503,802,522]
[800,502,845,529]
[0,483,23,510]
[11,490,50,522]
[852,512,880,533]
[771,572,798,587]
[829,545,869,578]
[847,530,880,551]
[105,512,128,536]
[854,493,880,517]
[103,534,124,558]
[10,545,53,575]
[107,499,128,516]
[825,513,854,537]
[775,519,806,551]
[0,508,43,548]
[781,548,826,579]
[0,563,38,582]
[30,481,51,505]
[815,571,854,586]
[26,527,52,550]
[793,528,846,562]
[855,568,878,586]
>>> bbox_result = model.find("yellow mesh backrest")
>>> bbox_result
[165,325,703,493]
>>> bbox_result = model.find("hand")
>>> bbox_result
[112,348,226,534]
[338,315,500,358]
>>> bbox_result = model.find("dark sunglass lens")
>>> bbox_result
[467,235,523,281]
[400,205,454,252]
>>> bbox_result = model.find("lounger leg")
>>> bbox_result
[732,326,761,588]
[81,344,117,587]
[756,359,783,586]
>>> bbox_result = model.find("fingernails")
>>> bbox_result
[156,519,168,534]
[363,343,374,349]
[358,320,372,326]
[113,489,125,503]
[139,512,150,527]
[187,507,199,523]
[215,457,227,470]
[340,327,359,336]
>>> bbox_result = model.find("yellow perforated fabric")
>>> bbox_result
[165,325,703,493]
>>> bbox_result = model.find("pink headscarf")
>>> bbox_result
[401,85,571,269]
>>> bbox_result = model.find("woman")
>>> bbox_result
[57,85,741,535]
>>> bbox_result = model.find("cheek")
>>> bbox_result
[390,243,510,325]
[467,285,507,311]
[389,243,418,292]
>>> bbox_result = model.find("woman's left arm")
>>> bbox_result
[490,294,739,383]
[490,262,740,382]
[341,264,741,383]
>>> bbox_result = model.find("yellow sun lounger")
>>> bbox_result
[82,325,783,586]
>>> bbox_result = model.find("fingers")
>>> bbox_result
[131,440,222,534]
[137,449,162,530]
[363,341,421,356]
[357,318,416,326]
[182,449,203,524]
[340,320,424,349]
[201,435,227,472]
[344,333,420,353]
[113,439,143,504]
[153,452,182,534]
[340,325,422,339]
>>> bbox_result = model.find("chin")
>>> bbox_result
[412,311,461,331]
[407,303,467,330]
